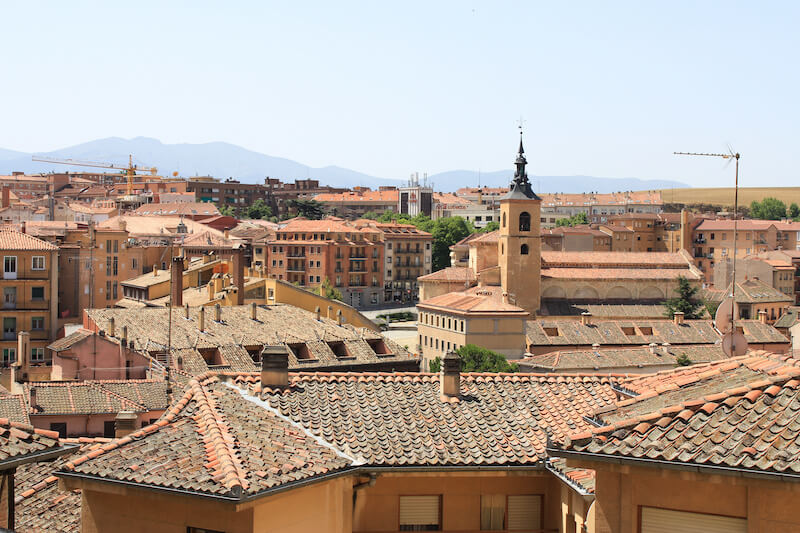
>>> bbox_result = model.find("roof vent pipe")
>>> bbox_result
[336,309,343,326]
[108,317,115,338]
[440,351,461,399]
[315,306,321,321]
[214,303,221,322]
[251,302,258,321]
[184,303,189,319]
[199,306,205,332]
[673,311,684,325]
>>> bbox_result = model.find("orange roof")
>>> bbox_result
[541,251,690,267]
[418,286,528,314]
[0,228,58,251]
[277,217,380,235]
[418,266,477,283]
[541,191,662,207]
[541,267,701,280]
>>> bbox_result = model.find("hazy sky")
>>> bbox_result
[1,1,798,186]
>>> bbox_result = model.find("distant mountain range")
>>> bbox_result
[0,137,688,193]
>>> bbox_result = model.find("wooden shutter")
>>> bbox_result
[399,495,440,527]
[641,507,746,533]
[507,494,542,531]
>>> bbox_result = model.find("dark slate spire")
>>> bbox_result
[503,131,540,200]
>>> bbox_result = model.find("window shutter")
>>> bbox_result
[640,507,746,533]
[399,495,440,527]
[507,494,542,531]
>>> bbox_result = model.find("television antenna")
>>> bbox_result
[674,149,745,357]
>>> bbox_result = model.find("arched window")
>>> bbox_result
[521,244,529,255]
[501,243,504,255]
[519,211,531,232]
[502,212,507,228]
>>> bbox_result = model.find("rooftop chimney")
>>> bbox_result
[171,256,184,307]
[673,311,684,325]
[440,351,461,399]
[502,292,509,304]
[199,306,205,332]
[115,411,138,438]
[214,303,221,322]
[108,317,115,337]
[29,386,37,412]
[121,326,128,345]
[336,310,343,326]
[648,342,658,355]
[261,345,289,388]
[315,306,321,321]
[251,302,258,320]
[184,303,189,319]
[1,186,10,209]
[153,265,159,277]
[581,312,592,326]
[759,310,768,324]
[17,331,30,368]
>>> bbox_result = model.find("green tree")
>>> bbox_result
[311,277,343,301]
[288,199,325,220]
[555,212,589,227]
[218,204,236,217]
[481,221,500,233]
[362,210,380,220]
[790,203,800,219]
[675,353,692,366]
[428,344,519,373]
[663,276,705,319]
[245,198,272,220]
[750,197,787,220]
[425,217,474,271]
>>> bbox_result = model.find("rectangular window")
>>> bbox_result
[131,258,138,270]
[50,422,67,439]
[3,256,17,279]
[31,347,44,362]
[106,256,111,276]
[481,494,505,530]
[31,317,44,330]
[113,240,119,253]
[112,282,118,299]
[507,495,542,531]
[106,281,111,300]
[113,256,118,276]
[2,347,15,366]
[399,495,441,531]
[31,287,44,301]
[31,256,45,270]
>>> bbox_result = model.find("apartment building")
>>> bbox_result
[371,222,432,304]
[541,225,612,251]
[267,218,385,309]
[543,190,663,228]
[714,256,796,302]
[692,219,800,282]
[0,229,59,376]
[313,187,399,218]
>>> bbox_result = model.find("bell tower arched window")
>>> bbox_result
[519,212,531,232]
[502,212,507,228]
[521,244,529,255]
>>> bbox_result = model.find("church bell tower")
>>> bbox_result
[499,132,541,315]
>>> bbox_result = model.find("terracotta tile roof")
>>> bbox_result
[0,228,58,251]
[62,377,351,498]
[546,457,595,494]
[47,328,94,352]
[541,251,689,267]
[85,304,415,374]
[419,286,528,314]
[0,394,30,424]
[774,308,800,329]
[541,191,662,207]
[541,267,701,281]
[24,380,169,416]
[701,278,794,304]
[558,353,800,478]
[181,230,244,249]
[434,192,471,206]
[238,372,620,466]
[277,217,381,236]
[520,345,726,372]
[0,418,64,468]
[539,302,691,319]
[133,202,220,217]
[16,437,110,532]
[695,219,782,231]
[417,266,477,283]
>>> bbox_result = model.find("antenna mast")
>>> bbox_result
[674,150,742,353]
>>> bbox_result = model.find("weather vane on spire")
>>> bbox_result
[517,116,526,135]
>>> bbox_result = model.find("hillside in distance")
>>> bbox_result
[0,137,688,193]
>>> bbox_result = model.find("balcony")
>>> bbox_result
[286,266,306,272]
[693,237,706,244]
[349,256,366,260]
[287,252,306,258]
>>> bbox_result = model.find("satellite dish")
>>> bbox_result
[722,330,748,358]
[715,297,734,333]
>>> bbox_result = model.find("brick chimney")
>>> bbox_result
[440,351,461,399]
[673,311,684,325]
[184,303,189,319]
[581,312,592,326]
[336,309,343,326]
[29,386,37,412]
[199,306,205,332]
[17,331,30,369]
[170,256,184,307]
[115,411,138,438]
[261,345,289,388]
[315,306,321,321]
[214,303,221,322]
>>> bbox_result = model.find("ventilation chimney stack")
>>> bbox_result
[153,265,159,277]
[199,306,205,332]
[121,326,128,346]
[581,312,592,326]
[759,310,768,324]
[673,311,684,325]
[261,345,289,388]
[315,306,321,321]
[171,256,184,307]
[214,303,221,322]
[336,309,343,326]
[115,411,138,438]
[440,351,461,399]
[648,342,658,355]
[251,302,258,320]
[108,317,115,338]
[184,303,190,319]
[29,386,37,412]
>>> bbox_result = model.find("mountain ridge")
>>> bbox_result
[0,137,688,193]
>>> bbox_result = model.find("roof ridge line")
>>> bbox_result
[225,382,362,467]
[192,380,249,496]
[86,381,148,412]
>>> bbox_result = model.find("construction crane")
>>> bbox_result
[32,154,158,195]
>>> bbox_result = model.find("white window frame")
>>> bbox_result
[31,256,45,270]
[31,347,45,362]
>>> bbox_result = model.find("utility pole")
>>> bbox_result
[674,150,745,356]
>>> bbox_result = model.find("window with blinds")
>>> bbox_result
[640,507,746,533]
[507,495,542,531]
[399,495,441,531]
